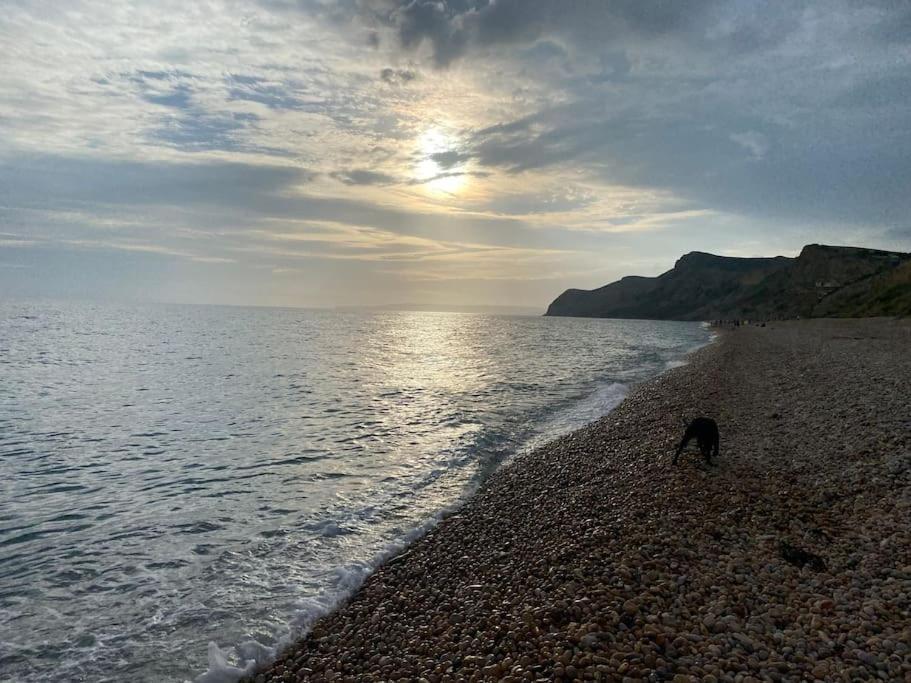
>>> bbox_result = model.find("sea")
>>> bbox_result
[0,301,712,682]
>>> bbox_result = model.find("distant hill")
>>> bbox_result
[545,244,911,320]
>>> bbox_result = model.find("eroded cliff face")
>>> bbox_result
[813,258,911,317]
[545,244,911,320]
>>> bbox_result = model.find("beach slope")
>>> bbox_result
[250,319,911,681]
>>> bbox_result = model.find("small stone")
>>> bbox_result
[817,599,835,613]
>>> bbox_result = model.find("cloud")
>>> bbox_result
[127,69,197,109]
[390,0,472,67]
[407,170,488,187]
[59,238,237,263]
[234,218,569,264]
[429,150,470,169]
[730,131,769,161]
[142,84,194,109]
[0,235,38,247]
[0,153,585,265]
[0,155,311,209]
[483,188,595,216]
[379,67,417,85]
[353,0,727,66]
[330,169,398,186]
[150,111,266,153]
[3,0,911,308]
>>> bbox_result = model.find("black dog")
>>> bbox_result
[673,417,719,465]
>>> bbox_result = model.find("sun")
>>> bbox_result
[414,127,468,195]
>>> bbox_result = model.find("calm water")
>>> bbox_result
[0,302,710,682]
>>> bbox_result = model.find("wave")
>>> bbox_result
[1,303,715,683]
[193,508,455,683]
[191,382,634,683]
[191,338,713,683]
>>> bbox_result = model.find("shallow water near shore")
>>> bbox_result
[0,301,710,682]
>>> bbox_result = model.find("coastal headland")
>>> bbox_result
[248,319,911,682]
[545,244,911,321]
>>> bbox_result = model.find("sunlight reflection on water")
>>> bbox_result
[0,302,710,682]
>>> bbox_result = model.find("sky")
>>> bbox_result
[2,1,910,310]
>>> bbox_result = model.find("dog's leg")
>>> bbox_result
[672,433,690,465]
[700,437,713,465]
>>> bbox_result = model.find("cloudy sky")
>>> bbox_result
[2,1,910,310]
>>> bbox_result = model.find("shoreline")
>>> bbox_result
[197,325,713,682]
[246,319,911,682]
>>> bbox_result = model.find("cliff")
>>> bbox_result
[545,244,911,320]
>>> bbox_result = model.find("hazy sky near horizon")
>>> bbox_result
[2,1,911,309]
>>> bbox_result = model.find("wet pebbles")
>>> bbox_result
[248,319,911,682]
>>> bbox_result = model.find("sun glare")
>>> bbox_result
[414,128,468,195]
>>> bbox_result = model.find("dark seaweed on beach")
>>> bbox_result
[778,540,827,572]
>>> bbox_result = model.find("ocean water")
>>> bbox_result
[0,301,711,682]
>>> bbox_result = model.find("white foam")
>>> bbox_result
[190,332,715,683]
[192,509,455,683]
[516,381,629,456]
[193,642,258,683]
[679,328,718,360]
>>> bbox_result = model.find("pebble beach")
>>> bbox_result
[248,319,911,682]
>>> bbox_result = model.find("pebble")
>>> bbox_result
[244,321,911,682]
